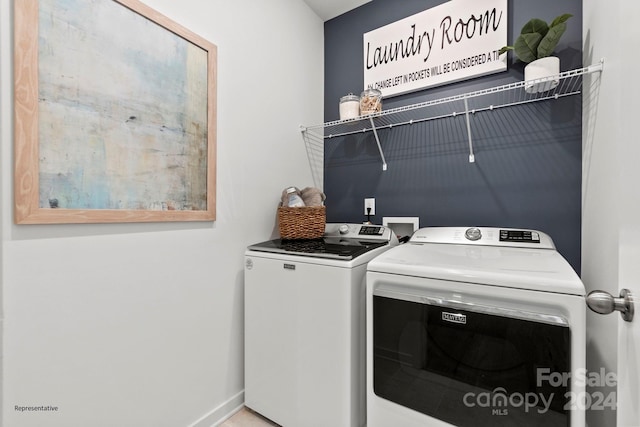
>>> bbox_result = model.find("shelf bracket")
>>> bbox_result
[463,97,475,163]
[369,117,388,171]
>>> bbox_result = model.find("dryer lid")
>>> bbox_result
[367,236,585,296]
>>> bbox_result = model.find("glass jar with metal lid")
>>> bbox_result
[339,93,360,120]
[360,88,382,115]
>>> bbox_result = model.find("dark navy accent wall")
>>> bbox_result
[323,0,583,273]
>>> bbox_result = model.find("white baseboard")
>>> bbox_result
[188,390,245,427]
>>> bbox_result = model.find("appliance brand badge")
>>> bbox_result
[442,312,466,324]
[283,263,296,271]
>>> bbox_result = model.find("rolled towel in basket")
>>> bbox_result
[300,187,326,207]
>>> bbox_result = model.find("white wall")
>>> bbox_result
[582,1,623,426]
[0,1,324,426]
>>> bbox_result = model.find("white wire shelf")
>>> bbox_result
[301,61,604,187]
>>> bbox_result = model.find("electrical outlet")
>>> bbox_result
[364,198,376,215]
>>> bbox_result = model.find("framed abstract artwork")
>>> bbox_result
[14,0,217,223]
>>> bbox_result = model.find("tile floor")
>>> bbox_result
[220,407,279,427]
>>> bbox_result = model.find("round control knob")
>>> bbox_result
[339,224,350,235]
[465,227,482,241]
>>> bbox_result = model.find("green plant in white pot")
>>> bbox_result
[499,13,572,93]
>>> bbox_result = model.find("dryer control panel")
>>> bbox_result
[499,229,541,243]
[410,227,555,249]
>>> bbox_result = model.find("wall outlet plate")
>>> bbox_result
[364,198,375,215]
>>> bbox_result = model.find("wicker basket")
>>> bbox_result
[277,206,326,239]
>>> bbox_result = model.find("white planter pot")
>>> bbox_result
[524,56,560,94]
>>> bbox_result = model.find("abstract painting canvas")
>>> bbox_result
[14,0,217,223]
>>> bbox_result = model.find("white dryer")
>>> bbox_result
[366,227,586,427]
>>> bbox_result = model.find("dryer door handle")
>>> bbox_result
[586,289,634,322]
[374,288,569,326]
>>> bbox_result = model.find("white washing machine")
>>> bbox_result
[245,223,398,427]
[366,227,586,427]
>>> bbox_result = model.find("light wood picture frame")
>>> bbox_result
[14,0,217,224]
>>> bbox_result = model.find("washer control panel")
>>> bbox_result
[359,225,385,236]
[324,224,396,242]
[410,227,555,249]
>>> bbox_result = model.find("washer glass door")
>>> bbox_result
[373,295,571,427]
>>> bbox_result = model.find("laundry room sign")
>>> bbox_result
[363,0,507,97]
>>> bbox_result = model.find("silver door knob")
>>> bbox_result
[586,289,634,322]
